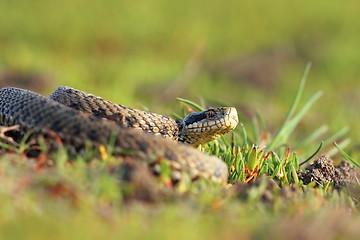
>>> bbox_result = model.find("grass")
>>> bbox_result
[0,68,359,239]
[1,0,360,239]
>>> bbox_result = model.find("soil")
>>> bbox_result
[297,155,357,190]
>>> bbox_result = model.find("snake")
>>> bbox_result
[49,86,238,147]
[0,86,239,184]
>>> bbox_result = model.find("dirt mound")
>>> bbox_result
[297,155,356,190]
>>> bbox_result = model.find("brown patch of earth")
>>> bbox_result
[297,155,357,190]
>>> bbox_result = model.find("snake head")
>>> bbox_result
[178,107,239,146]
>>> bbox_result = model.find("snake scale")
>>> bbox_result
[0,86,239,184]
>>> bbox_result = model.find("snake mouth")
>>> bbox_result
[225,107,239,130]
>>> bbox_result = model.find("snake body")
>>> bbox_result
[49,86,238,147]
[0,87,238,184]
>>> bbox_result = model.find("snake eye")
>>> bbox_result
[207,109,215,118]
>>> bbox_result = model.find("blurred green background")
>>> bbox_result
[1,0,359,149]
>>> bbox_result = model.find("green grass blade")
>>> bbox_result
[280,91,323,140]
[322,126,349,147]
[327,138,351,157]
[0,141,17,152]
[299,141,323,166]
[268,63,312,151]
[171,113,183,120]
[334,142,360,169]
[251,116,261,145]
[239,122,248,146]
[268,91,322,150]
[294,125,328,150]
[285,62,312,123]
[176,98,204,111]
